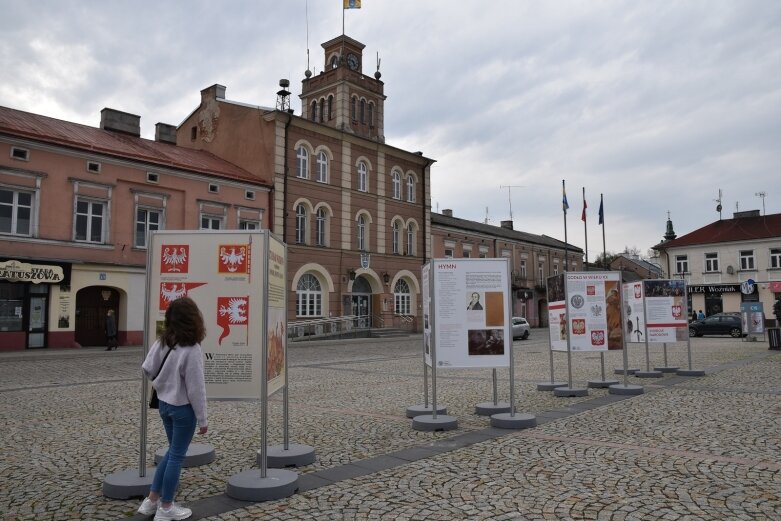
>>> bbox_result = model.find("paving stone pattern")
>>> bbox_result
[0,335,778,520]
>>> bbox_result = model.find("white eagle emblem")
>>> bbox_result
[219,298,248,324]
[161,283,187,303]
[219,247,246,272]
[162,247,188,272]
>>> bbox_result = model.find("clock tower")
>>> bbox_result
[300,35,386,142]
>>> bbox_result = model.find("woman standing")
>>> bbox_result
[137,297,208,521]
[104,309,117,351]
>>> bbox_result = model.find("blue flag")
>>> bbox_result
[598,196,604,225]
[562,180,569,212]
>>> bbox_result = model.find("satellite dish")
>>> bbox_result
[716,204,722,212]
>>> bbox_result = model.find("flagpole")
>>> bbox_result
[563,180,568,273]
[600,194,606,269]
[582,187,588,266]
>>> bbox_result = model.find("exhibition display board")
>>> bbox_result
[741,302,765,336]
[623,279,688,343]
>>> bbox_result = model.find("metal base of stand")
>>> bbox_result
[155,443,215,468]
[553,386,589,397]
[536,381,568,391]
[614,368,639,375]
[405,404,447,418]
[654,366,680,373]
[263,443,316,468]
[475,401,511,416]
[102,468,154,499]
[609,384,644,395]
[411,414,458,431]
[490,412,536,429]
[587,379,619,388]
[634,370,663,378]
[226,468,299,501]
[677,369,706,377]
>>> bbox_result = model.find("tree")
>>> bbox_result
[593,251,618,269]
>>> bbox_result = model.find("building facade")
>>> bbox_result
[431,209,584,327]
[0,107,270,350]
[654,210,781,321]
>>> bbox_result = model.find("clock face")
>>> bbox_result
[347,53,359,70]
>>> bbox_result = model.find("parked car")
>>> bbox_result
[512,317,530,340]
[688,313,744,338]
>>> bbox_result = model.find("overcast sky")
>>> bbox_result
[2,1,779,261]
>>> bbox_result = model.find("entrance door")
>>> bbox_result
[351,276,372,328]
[27,295,47,348]
[75,286,119,347]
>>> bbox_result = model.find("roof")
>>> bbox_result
[432,212,584,253]
[0,105,266,186]
[612,253,663,274]
[654,212,781,250]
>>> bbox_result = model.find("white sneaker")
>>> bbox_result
[137,497,159,515]
[154,502,192,521]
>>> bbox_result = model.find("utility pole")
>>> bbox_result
[499,185,525,221]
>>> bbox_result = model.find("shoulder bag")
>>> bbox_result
[148,347,173,409]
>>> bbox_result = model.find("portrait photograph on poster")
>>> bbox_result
[467,328,505,356]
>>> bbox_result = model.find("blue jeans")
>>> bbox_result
[151,401,196,503]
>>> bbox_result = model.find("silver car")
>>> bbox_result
[511,317,530,340]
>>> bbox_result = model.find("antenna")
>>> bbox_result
[756,191,767,215]
[484,206,490,224]
[499,185,525,221]
[715,189,722,219]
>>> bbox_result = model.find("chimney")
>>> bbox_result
[155,123,177,144]
[442,209,453,217]
[100,108,140,137]
[201,84,226,103]
[733,210,760,219]
[500,220,514,230]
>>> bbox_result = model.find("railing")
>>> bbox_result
[287,315,370,341]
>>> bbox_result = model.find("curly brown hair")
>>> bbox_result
[162,297,206,348]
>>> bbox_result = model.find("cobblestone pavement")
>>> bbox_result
[0,334,779,520]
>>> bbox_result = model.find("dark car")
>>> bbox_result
[688,313,744,338]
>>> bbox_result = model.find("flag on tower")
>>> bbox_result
[344,0,361,8]
[562,180,569,212]
[581,196,587,222]
[598,195,604,225]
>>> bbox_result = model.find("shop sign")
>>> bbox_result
[687,284,741,294]
[0,259,65,284]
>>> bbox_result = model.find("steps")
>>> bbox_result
[369,328,410,339]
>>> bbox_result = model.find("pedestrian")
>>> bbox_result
[137,297,208,521]
[697,309,705,320]
[105,309,117,351]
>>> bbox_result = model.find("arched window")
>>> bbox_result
[391,170,401,199]
[296,146,309,179]
[392,220,400,254]
[394,279,411,315]
[319,98,325,122]
[310,101,317,121]
[316,207,327,246]
[407,223,415,256]
[368,103,374,127]
[357,161,368,192]
[296,274,322,317]
[357,214,366,251]
[327,95,334,120]
[316,151,328,183]
[295,204,307,244]
[360,99,365,124]
[351,96,357,121]
[406,175,415,202]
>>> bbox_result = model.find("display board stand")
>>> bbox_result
[654,342,679,373]
[634,296,663,379]
[553,275,588,397]
[537,347,567,391]
[475,369,511,415]
[587,352,619,388]
[676,285,705,377]
[406,360,447,418]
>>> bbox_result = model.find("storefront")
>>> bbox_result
[0,258,70,350]
[688,283,758,317]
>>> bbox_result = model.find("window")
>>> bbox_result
[553,263,559,275]
[351,96,357,121]
[391,171,401,199]
[327,95,333,120]
[675,255,689,275]
[208,183,219,193]
[0,188,33,236]
[315,208,327,246]
[406,175,415,202]
[319,99,325,123]
[310,101,317,121]
[295,204,307,244]
[75,198,106,243]
[239,220,260,230]
[135,208,161,248]
[444,248,454,258]
[357,161,368,192]
[368,103,374,127]
[392,221,400,254]
[11,147,29,161]
[87,161,101,173]
[360,99,365,124]
[538,261,544,281]
[245,190,255,200]
[0,282,24,331]
[520,259,527,278]
[771,248,781,269]
[357,215,366,251]
[739,250,755,270]
[394,279,411,315]
[296,274,322,317]
[316,151,328,183]
[147,172,159,184]
[705,253,719,272]
[296,146,309,179]
[406,224,415,256]
[200,215,222,230]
